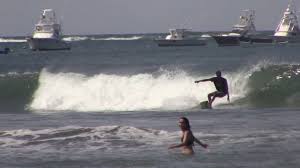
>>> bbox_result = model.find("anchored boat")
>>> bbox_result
[213,10,272,46]
[155,29,206,47]
[273,1,300,43]
[27,9,71,51]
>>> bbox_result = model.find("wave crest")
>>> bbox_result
[237,64,300,107]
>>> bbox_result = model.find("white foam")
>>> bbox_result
[0,126,171,149]
[91,36,143,41]
[201,34,212,38]
[62,36,89,42]
[0,38,26,43]
[30,69,250,112]
[0,71,38,78]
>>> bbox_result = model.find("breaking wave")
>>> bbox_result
[62,36,89,42]
[29,68,247,112]
[0,35,144,44]
[61,35,144,42]
[0,72,39,112]
[1,63,300,112]
[237,64,300,107]
[90,36,143,41]
[0,38,26,43]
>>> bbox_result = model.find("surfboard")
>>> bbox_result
[200,101,212,109]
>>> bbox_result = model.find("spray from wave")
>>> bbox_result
[29,68,248,112]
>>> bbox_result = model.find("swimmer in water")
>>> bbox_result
[168,117,208,155]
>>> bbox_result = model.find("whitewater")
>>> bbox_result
[29,68,250,112]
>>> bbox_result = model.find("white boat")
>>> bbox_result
[155,29,206,47]
[27,9,71,51]
[213,10,256,46]
[231,9,257,37]
[274,1,300,43]
[213,10,272,46]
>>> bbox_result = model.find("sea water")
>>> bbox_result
[0,34,299,168]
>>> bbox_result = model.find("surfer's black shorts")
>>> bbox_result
[209,91,227,97]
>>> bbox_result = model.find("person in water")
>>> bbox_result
[168,117,208,155]
[194,70,230,108]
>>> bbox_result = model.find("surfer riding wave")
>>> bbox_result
[195,70,230,108]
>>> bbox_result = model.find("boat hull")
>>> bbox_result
[212,35,240,46]
[27,38,71,51]
[213,35,274,46]
[154,39,206,47]
[248,38,273,43]
[273,36,300,43]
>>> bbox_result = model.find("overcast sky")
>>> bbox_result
[0,0,296,36]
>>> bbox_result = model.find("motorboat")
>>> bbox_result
[213,10,272,46]
[155,29,206,47]
[273,1,300,43]
[212,33,241,46]
[27,9,71,51]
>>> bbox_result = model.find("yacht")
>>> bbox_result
[155,29,206,47]
[213,10,272,46]
[274,1,300,43]
[27,9,71,51]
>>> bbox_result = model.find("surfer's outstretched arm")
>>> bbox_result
[194,137,208,149]
[195,78,212,83]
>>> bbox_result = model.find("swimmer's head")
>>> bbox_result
[179,117,191,130]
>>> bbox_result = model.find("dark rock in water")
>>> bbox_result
[0,48,10,54]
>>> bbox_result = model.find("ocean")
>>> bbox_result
[0,34,300,168]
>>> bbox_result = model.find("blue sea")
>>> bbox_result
[0,34,300,168]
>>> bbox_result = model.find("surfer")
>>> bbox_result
[168,117,208,155]
[194,70,230,108]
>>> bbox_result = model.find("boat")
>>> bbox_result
[154,29,206,47]
[212,10,257,46]
[27,9,71,51]
[212,33,241,46]
[213,10,272,46]
[273,1,300,43]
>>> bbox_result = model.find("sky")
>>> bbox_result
[0,0,296,36]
